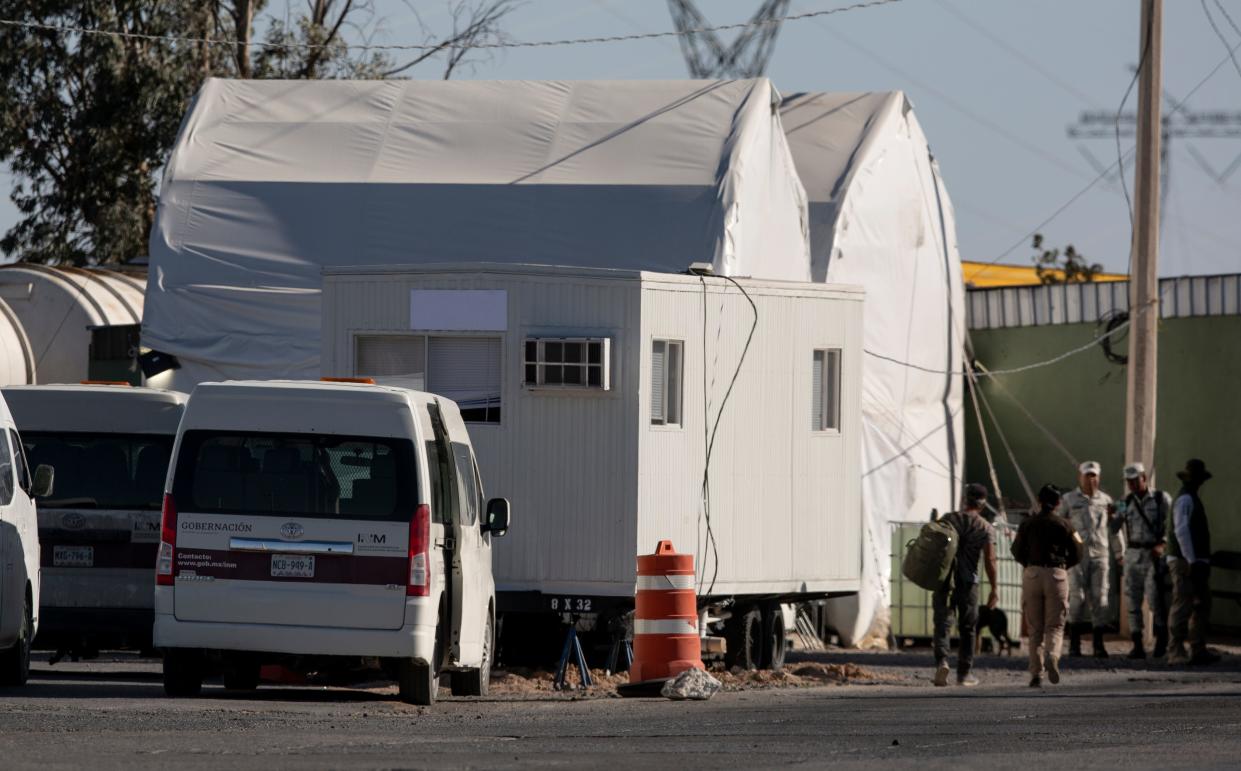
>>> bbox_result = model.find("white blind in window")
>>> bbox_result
[812,350,825,430]
[356,335,425,390]
[428,337,501,410]
[826,349,841,430]
[651,340,666,423]
[666,342,682,425]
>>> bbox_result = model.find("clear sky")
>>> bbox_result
[3,0,1239,276]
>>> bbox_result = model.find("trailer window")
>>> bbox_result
[355,333,501,424]
[812,349,841,432]
[651,339,683,427]
[523,337,611,390]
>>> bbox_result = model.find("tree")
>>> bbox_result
[0,0,518,265]
[1030,233,1103,284]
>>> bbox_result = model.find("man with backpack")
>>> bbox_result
[1013,484,1082,687]
[932,483,999,688]
[1113,462,1171,659]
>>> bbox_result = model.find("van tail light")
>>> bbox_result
[156,494,177,586]
[407,504,431,597]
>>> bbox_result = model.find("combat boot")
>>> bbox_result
[1093,627,1109,659]
[1127,633,1146,660]
[1166,640,1189,665]
[1152,627,1168,659]
[1069,625,1083,657]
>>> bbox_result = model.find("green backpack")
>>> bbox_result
[902,517,959,591]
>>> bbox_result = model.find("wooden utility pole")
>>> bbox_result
[1125,0,1162,475]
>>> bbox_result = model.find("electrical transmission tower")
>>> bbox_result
[1067,90,1241,195]
[667,0,790,79]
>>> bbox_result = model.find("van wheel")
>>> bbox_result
[399,621,442,705]
[222,655,260,691]
[452,613,493,697]
[163,649,205,697]
[0,592,32,686]
[398,659,438,705]
[724,604,762,671]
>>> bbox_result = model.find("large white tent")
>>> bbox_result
[781,92,966,645]
[144,78,809,388]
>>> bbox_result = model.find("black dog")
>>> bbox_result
[976,606,1015,656]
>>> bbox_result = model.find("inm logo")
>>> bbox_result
[357,533,387,545]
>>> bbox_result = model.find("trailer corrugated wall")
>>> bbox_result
[323,265,643,595]
[637,277,863,594]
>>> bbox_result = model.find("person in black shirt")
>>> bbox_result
[933,483,999,688]
[1013,484,1083,687]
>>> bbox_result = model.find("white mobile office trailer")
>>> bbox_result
[321,264,863,667]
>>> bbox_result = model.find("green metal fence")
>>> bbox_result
[890,520,1024,646]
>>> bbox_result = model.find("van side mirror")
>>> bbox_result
[484,498,510,538]
[31,464,53,498]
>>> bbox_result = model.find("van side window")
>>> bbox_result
[0,432,14,505]
[9,429,30,494]
[451,443,478,526]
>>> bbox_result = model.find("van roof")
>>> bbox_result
[2,385,188,434]
[193,379,437,402]
[181,380,437,438]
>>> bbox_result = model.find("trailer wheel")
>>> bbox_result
[762,605,787,672]
[724,604,762,670]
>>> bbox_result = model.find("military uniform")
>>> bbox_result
[1059,488,1120,628]
[1116,487,1171,644]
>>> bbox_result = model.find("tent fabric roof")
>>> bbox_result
[145,78,810,383]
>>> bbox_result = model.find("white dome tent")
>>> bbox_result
[0,265,146,385]
[781,92,966,646]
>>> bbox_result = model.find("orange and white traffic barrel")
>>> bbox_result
[630,540,704,683]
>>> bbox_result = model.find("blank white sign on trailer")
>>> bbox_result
[409,290,508,331]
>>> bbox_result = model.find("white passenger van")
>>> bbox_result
[2,384,187,655]
[0,391,53,686]
[154,380,509,705]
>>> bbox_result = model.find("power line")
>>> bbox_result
[811,19,1097,183]
[934,0,1096,106]
[864,313,1133,377]
[971,32,1241,277]
[0,0,909,54]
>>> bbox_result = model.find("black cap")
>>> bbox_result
[964,483,988,503]
[1037,484,1062,508]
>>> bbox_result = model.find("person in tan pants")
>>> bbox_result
[1013,485,1083,687]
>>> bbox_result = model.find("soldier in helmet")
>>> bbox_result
[1058,461,1122,658]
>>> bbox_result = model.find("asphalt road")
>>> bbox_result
[2,650,1240,770]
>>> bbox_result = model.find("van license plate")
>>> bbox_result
[53,545,94,567]
[271,554,315,578]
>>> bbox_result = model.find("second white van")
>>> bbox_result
[153,380,509,705]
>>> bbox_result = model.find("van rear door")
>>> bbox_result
[169,431,415,631]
